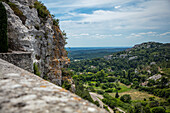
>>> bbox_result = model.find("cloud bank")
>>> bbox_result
[41,0,170,47]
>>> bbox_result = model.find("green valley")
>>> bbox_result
[63,42,170,113]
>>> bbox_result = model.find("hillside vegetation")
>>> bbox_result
[65,42,170,113]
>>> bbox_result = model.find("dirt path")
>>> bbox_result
[90,92,113,113]
[90,93,104,108]
[90,92,125,113]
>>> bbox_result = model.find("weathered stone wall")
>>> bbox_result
[0,58,107,113]
[0,51,32,72]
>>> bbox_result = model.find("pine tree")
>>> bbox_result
[115,92,119,98]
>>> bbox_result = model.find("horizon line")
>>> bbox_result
[65,46,132,48]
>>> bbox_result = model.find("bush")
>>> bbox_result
[160,101,169,106]
[120,78,131,85]
[88,86,95,92]
[97,90,104,95]
[120,94,131,103]
[95,81,100,87]
[94,101,100,107]
[0,0,9,2]
[33,63,41,76]
[103,93,114,100]
[61,68,74,77]
[144,106,151,113]
[101,84,108,89]
[8,2,26,24]
[0,1,8,52]
[62,80,71,90]
[151,106,165,113]
[149,101,159,108]
[107,77,116,82]
[141,101,147,106]
[116,99,131,110]
[103,105,110,112]
[133,103,151,113]
[115,92,119,98]
[105,88,113,93]
[53,18,59,26]
[149,96,155,101]
[133,103,143,113]
[168,97,170,103]
[75,81,94,103]
[34,1,50,18]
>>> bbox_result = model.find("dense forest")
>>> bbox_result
[63,42,170,113]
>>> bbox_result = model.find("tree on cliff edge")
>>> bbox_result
[0,2,8,52]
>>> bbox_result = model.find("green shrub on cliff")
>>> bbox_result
[33,63,41,76]
[62,80,71,90]
[0,0,26,25]
[8,2,26,24]
[0,1,8,52]
[0,0,9,2]
[34,1,50,18]
[53,18,59,27]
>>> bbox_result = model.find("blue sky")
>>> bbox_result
[41,0,170,47]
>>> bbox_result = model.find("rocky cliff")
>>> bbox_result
[1,0,69,85]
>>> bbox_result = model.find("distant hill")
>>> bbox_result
[66,47,129,60]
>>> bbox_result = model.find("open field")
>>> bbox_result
[109,83,164,101]
[113,82,131,93]
[86,81,165,101]
[109,89,164,101]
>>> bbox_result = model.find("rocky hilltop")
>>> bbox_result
[126,42,163,52]
[1,0,69,85]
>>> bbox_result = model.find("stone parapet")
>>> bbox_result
[0,58,107,113]
[0,51,32,72]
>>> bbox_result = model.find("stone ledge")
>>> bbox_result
[0,58,107,113]
[0,51,32,72]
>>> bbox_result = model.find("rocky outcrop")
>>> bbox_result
[2,0,69,85]
[126,42,162,52]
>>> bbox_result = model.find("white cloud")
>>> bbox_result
[160,32,170,36]
[114,34,122,36]
[125,31,166,39]
[41,0,170,46]
[59,0,170,32]
[80,33,89,36]
[114,5,121,9]
[44,0,134,9]
[138,32,157,35]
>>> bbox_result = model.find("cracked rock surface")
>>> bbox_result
[0,59,107,113]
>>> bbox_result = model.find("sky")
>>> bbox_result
[41,0,170,47]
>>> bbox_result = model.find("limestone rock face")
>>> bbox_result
[2,0,69,85]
